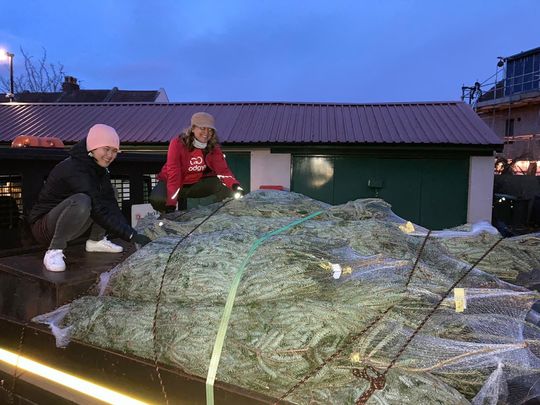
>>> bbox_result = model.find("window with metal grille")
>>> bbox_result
[143,174,159,203]
[110,176,130,209]
[0,174,23,229]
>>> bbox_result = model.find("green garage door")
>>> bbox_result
[292,156,468,229]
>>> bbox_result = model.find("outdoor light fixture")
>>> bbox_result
[497,56,506,68]
[0,48,14,101]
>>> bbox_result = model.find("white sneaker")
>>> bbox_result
[43,249,66,272]
[85,237,123,253]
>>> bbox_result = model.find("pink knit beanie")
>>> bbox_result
[86,124,120,151]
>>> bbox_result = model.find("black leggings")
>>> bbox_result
[149,176,232,212]
[31,193,106,250]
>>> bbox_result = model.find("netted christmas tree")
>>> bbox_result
[34,191,540,404]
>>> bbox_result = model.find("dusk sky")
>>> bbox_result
[1,0,539,103]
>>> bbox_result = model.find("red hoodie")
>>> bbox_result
[157,136,239,207]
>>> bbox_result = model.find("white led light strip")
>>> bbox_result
[0,347,148,404]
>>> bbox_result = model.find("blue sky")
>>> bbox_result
[1,0,539,103]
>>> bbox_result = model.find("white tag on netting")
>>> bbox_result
[331,263,342,279]
[454,288,467,312]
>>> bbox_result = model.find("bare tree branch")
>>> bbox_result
[0,46,67,94]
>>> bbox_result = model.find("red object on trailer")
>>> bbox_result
[11,135,65,148]
[259,185,285,190]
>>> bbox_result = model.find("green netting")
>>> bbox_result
[34,191,540,405]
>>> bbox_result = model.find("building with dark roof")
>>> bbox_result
[1,76,168,103]
[0,101,500,230]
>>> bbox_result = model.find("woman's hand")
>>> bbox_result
[232,184,244,199]
[132,233,152,247]
[165,205,176,213]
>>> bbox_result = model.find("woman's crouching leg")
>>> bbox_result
[47,193,92,250]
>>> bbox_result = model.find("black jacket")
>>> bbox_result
[29,140,134,241]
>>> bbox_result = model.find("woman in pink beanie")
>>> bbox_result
[150,112,244,213]
[29,124,151,272]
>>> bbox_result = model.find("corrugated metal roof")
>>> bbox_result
[0,101,501,146]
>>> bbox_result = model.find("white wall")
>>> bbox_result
[155,88,169,102]
[467,156,495,223]
[250,149,291,190]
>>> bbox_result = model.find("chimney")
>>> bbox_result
[62,76,80,93]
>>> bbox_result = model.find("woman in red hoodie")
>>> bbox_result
[150,112,243,212]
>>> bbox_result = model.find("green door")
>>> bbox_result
[332,157,376,204]
[419,158,469,229]
[224,152,251,193]
[292,155,469,229]
[377,159,422,224]
[292,156,334,204]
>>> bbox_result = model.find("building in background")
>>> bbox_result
[470,47,540,233]
[476,46,540,176]
[1,76,169,103]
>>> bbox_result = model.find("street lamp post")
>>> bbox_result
[1,50,14,102]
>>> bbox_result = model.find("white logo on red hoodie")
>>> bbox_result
[188,155,206,172]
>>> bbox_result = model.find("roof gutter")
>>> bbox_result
[268,143,502,156]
